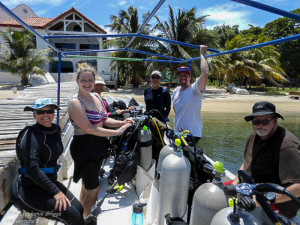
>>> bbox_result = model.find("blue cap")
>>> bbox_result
[24,98,60,111]
[177,66,190,74]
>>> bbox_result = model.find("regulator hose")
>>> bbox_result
[255,183,300,207]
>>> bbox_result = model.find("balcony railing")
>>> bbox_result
[49,48,98,57]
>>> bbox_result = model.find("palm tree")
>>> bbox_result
[105,6,155,87]
[0,28,53,85]
[209,55,230,86]
[221,33,288,87]
[154,5,207,81]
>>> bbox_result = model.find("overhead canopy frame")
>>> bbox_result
[0,0,299,123]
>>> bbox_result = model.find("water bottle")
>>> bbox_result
[131,201,147,225]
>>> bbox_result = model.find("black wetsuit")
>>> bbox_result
[144,87,171,119]
[15,123,84,225]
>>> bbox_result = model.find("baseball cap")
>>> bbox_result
[151,70,162,77]
[95,76,106,85]
[177,66,190,74]
[24,98,60,111]
[244,101,284,122]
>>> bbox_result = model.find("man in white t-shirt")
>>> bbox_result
[171,45,209,144]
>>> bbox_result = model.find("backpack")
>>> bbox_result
[182,146,214,190]
[128,98,140,107]
[108,124,140,186]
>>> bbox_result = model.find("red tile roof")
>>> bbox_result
[0,17,53,28]
[0,7,107,33]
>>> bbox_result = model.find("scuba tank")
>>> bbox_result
[157,138,191,225]
[156,129,177,176]
[211,206,263,225]
[190,161,228,225]
[156,143,173,174]
[138,125,152,171]
[211,170,300,225]
[210,184,272,225]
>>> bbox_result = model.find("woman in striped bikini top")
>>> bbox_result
[70,95,108,129]
[67,63,134,220]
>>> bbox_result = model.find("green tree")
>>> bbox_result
[263,8,300,79]
[241,25,263,36]
[0,28,52,85]
[213,24,240,48]
[154,5,207,80]
[105,6,154,87]
[211,33,288,87]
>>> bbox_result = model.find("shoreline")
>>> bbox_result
[106,85,300,114]
[1,83,299,114]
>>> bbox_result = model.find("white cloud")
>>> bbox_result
[35,9,49,16]
[200,3,252,30]
[119,0,127,6]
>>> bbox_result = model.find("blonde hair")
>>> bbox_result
[76,63,97,80]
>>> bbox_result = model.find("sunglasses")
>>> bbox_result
[151,76,161,79]
[252,117,275,125]
[177,67,190,72]
[35,109,55,115]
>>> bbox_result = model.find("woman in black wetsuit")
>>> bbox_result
[144,70,171,122]
[14,98,84,225]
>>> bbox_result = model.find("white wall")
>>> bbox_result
[0,72,21,83]
[97,52,113,74]
[0,4,36,20]
[51,72,77,82]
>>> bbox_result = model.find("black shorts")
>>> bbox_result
[70,135,109,189]
[18,180,84,225]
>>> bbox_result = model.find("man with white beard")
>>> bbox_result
[233,101,300,221]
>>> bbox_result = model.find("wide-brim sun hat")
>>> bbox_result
[24,98,60,112]
[151,70,162,77]
[244,101,284,122]
[177,66,191,74]
[95,76,106,85]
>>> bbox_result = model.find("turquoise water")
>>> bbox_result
[169,113,300,174]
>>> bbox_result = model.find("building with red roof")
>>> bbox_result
[0,4,117,87]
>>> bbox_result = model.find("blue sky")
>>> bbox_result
[2,0,298,31]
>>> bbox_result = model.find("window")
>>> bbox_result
[80,44,99,50]
[50,61,74,73]
[55,43,76,50]
[66,15,73,20]
[73,25,81,32]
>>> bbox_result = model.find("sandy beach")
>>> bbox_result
[105,85,300,114]
[1,83,299,114]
